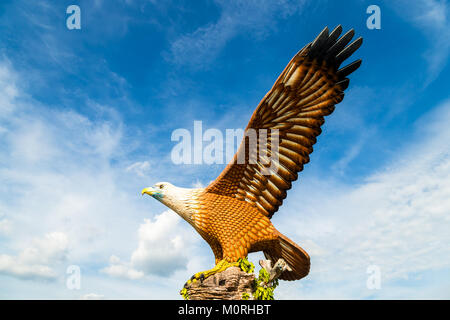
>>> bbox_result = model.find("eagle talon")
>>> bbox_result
[199,273,205,283]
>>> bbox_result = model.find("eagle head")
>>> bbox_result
[141,182,201,224]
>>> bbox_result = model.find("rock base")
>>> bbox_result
[184,266,255,300]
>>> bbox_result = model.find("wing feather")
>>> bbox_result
[205,26,363,218]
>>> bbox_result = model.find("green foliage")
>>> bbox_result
[258,267,270,282]
[180,287,189,300]
[253,267,279,300]
[241,292,250,300]
[253,285,275,300]
[238,257,255,274]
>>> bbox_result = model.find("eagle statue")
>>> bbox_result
[142,26,362,282]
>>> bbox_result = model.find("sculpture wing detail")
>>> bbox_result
[205,26,363,218]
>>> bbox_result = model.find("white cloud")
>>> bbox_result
[102,210,200,279]
[0,219,12,236]
[0,59,208,298]
[0,61,19,116]
[101,255,144,280]
[167,0,305,68]
[192,179,205,188]
[80,293,105,300]
[0,33,208,297]
[0,60,154,283]
[126,161,150,177]
[0,232,68,280]
[393,0,450,83]
[130,211,191,275]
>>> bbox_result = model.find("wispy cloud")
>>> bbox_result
[392,0,450,84]
[0,61,19,116]
[126,161,151,177]
[275,100,450,299]
[167,0,306,68]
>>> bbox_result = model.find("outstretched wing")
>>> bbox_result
[205,26,363,218]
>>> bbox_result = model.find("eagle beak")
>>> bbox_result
[141,187,156,196]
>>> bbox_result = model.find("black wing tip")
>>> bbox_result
[336,78,350,91]
[326,25,343,44]
[335,37,363,65]
[337,59,362,78]
[309,26,330,55]
[307,25,363,71]
[333,24,343,33]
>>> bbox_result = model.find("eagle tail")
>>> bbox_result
[263,232,310,281]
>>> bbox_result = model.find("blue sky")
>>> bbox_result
[0,0,449,299]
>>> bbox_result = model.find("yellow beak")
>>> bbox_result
[141,187,156,196]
